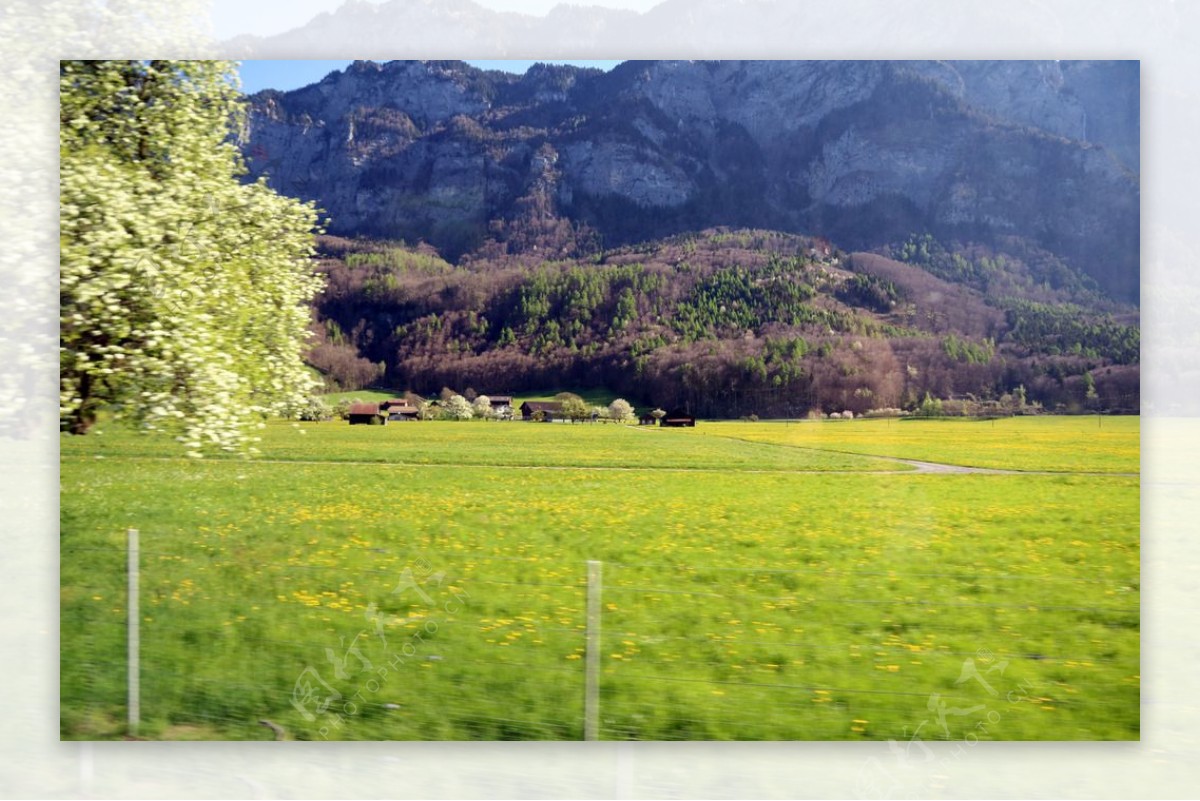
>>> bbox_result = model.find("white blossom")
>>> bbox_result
[60,61,323,455]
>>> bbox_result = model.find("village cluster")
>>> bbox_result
[343,396,697,427]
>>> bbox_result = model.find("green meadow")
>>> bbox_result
[60,417,1139,741]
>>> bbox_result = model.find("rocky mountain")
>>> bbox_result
[242,59,1139,303]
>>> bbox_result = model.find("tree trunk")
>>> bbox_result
[67,412,95,436]
[66,372,97,435]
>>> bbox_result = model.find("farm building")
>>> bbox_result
[639,413,658,426]
[347,402,385,425]
[487,395,515,419]
[661,410,696,427]
[386,405,420,421]
[520,401,562,422]
[380,398,416,411]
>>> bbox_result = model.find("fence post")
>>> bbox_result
[585,559,602,741]
[127,528,140,737]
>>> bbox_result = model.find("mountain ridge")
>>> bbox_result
[242,58,1139,303]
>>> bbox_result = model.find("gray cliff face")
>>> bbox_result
[611,60,886,162]
[925,61,1087,140]
[559,139,693,208]
[910,60,1139,173]
[243,59,1139,302]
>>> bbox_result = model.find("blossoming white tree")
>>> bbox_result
[608,398,635,423]
[444,394,474,420]
[471,394,493,419]
[59,61,323,454]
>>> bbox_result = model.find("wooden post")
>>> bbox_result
[127,528,140,737]
[585,560,602,741]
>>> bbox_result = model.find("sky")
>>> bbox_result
[211,0,664,40]
[235,59,623,94]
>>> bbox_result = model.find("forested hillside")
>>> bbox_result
[307,228,1139,416]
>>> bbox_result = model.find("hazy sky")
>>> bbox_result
[211,0,664,40]
[235,60,623,95]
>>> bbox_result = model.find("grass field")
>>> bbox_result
[60,417,1139,741]
[697,416,1139,473]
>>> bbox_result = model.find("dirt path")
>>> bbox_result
[890,457,1017,474]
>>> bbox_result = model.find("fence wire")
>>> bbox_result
[61,541,1140,741]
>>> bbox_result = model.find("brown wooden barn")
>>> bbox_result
[347,402,385,425]
[661,410,696,427]
[386,405,420,421]
[520,401,562,421]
